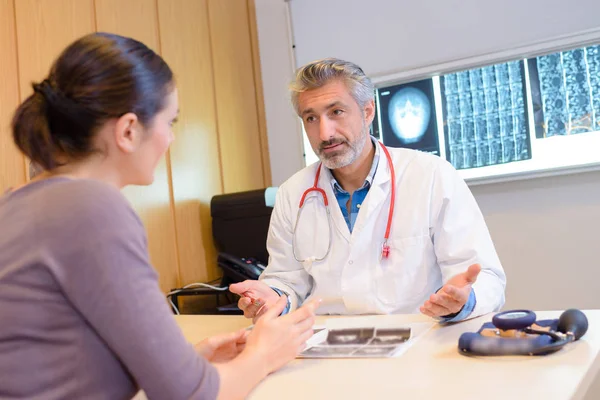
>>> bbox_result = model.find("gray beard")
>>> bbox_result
[320,126,369,170]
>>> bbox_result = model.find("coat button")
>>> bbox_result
[348,260,353,264]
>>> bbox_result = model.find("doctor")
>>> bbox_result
[230,58,506,322]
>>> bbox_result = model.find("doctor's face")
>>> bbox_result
[298,79,375,169]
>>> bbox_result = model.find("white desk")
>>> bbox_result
[173,310,600,400]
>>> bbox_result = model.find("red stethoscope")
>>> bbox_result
[292,142,396,263]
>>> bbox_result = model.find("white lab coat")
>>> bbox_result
[260,143,506,318]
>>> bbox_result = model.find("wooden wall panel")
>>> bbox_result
[14,0,95,100]
[94,0,158,50]
[94,0,180,293]
[247,0,271,188]
[157,0,223,283]
[0,0,25,193]
[13,0,95,187]
[208,0,266,193]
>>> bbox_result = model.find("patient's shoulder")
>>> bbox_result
[37,178,143,233]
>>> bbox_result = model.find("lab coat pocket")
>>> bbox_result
[374,235,430,307]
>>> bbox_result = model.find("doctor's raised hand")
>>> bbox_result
[230,280,283,322]
[420,264,481,318]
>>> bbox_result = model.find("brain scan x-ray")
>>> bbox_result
[388,87,431,144]
[373,78,440,156]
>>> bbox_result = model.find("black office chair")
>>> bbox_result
[210,188,277,313]
[210,188,275,267]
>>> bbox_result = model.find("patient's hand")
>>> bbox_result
[420,263,481,318]
[229,280,282,323]
[195,329,248,363]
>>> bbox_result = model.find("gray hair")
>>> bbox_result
[289,58,374,114]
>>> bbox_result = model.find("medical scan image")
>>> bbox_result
[388,87,431,144]
[299,327,413,358]
[374,79,440,155]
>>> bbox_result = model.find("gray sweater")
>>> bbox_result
[0,178,219,399]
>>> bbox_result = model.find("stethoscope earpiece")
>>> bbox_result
[381,242,390,260]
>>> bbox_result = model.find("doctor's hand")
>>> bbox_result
[229,280,281,322]
[420,263,481,318]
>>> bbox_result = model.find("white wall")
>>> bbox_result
[289,0,600,79]
[471,170,600,311]
[253,0,305,186]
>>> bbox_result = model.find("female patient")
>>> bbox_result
[0,32,318,399]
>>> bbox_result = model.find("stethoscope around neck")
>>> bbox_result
[292,143,396,264]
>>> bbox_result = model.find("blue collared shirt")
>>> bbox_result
[329,137,380,233]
